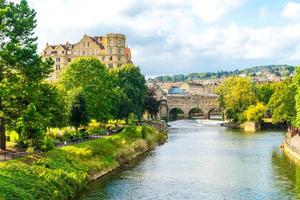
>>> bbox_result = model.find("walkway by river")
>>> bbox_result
[80,119,300,200]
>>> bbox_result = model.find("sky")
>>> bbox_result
[11,0,300,76]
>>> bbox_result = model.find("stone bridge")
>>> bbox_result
[159,94,220,120]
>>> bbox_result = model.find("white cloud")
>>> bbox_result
[281,2,300,21]
[191,0,245,23]
[8,0,300,75]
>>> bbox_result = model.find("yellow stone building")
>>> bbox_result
[42,33,132,81]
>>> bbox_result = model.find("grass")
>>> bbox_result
[0,126,167,200]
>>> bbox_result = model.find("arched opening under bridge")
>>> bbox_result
[208,108,221,120]
[168,107,185,121]
[188,108,204,119]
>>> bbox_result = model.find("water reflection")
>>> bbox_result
[80,120,300,200]
[272,150,300,199]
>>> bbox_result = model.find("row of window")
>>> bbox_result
[55,56,123,63]
[56,58,72,63]
[56,62,123,71]
[46,47,124,56]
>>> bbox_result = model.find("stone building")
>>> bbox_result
[42,33,132,81]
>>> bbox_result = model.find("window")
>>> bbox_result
[83,50,85,55]
[118,56,121,61]
[78,50,80,55]
[62,51,64,54]
[109,56,113,61]
[87,42,89,47]
[118,48,122,54]
[109,47,112,54]
[108,64,113,68]
[56,64,61,70]
[67,58,71,62]
[102,56,105,61]
[83,42,85,47]
[56,58,61,62]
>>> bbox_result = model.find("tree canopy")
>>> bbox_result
[216,77,257,122]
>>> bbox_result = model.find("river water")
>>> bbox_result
[80,119,300,200]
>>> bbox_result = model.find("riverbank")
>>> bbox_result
[0,125,167,200]
[282,134,300,163]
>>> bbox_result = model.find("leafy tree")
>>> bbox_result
[16,103,44,148]
[144,87,160,119]
[244,103,267,122]
[60,57,113,121]
[293,67,300,127]
[0,0,52,149]
[216,77,257,122]
[69,94,89,132]
[268,79,296,125]
[114,65,147,122]
[255,83,274,104]
[35,83,68,128]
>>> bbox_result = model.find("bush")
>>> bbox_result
[86,120,105,134]
[244,103,267,122]
[16,104,45,148]
[39,138,55,152]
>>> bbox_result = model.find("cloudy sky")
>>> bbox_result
[12,0,300,75]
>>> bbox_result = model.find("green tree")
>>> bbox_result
[293,67,300,127]
[114,65,147,122]
[60,57,113,121]
[255,83,274,105]
[0,0,52,149]
[268,79,296,125]
[41,83,68,128]
[16,103,44,148]
[69,94,89,132]
[216,77,257,122]
[244,102,267,122]
[144,87,160,119]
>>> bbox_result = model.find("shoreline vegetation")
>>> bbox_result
[0,125,167,200]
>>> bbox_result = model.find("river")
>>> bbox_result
[80,119,300,200]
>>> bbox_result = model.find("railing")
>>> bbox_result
[0,151,31,162]
[0,132,115,162]
[54,133,104,148]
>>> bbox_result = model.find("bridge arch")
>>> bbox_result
[208,108,221,120]
[188,107,204,119]
[168,107,185,121]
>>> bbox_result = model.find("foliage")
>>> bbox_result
[16,103,44,148]
[113,65,147,121]
[244,103,267,122]
[69,94,89,132]
[0,0,57,149]
[293,67,300,127]
[255,83,274,105]
[144,87,160,119]
[0,125,166,200]
[59,57,113,121]
[148,65,294,82]
[216,77,257,122]
[268,79,296,125]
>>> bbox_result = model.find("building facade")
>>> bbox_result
[42,33,132,81]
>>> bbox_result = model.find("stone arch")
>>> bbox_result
[188,107,204,119]
[168,107,185,121]
[208,108,221,120]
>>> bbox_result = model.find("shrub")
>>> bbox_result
[39,138,55,152]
